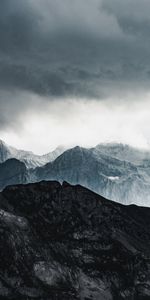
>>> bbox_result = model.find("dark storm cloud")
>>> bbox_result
[0,0,149,94]
[1,0,150,129]
[0,0,38,52]
[0,0,117,97]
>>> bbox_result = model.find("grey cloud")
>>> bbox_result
[0,1,149,90]
[102,0,150,38]
[0,90,29,129]
[1,0,150,130]
[0,58,72,96]
[0,0,38,53]
[102,0,150,21]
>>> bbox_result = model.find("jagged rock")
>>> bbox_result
[0,181,149,299]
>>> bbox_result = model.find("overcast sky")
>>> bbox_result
[1,0,150,154]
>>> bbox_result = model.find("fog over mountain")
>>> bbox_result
[1,2,150,298]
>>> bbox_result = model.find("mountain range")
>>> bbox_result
[0,180,149,299]
[1,140,150,206]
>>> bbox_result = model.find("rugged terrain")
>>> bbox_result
[0,181,150,299]
[1,141,150,206]
[34,146,150,206]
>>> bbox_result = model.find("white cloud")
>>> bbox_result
[1,93,150,154]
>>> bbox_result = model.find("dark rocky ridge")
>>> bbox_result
[0,181,149,299]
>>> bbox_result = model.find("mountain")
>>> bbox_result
[94,143,150,165]
[0,158,28,190]
[0,140,65,168]
[0,180,150,299]
[1,142,150,206]
[34,146,150,206]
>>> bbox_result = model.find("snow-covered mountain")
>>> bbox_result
[0,140,66,168]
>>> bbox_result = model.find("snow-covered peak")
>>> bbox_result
[0,140,66,169]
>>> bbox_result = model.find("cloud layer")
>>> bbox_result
[0,0,150,151]
[1,0,150,98]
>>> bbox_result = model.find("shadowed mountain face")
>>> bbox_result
[0,158,28,190]
[0,181,150,299]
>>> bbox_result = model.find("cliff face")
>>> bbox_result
[0,181,150,299]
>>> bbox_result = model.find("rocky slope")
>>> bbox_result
[0,181,150,299]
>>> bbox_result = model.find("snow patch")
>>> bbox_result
[108,176,120,181]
